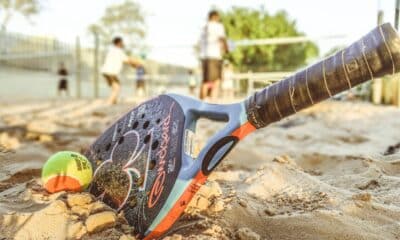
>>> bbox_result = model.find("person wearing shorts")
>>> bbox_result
[101,37,143,105]
[103,74,120,88]
[199,10,228,100]
[57,62,69,96]
[135,65,146,97]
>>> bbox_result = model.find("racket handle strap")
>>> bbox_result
[245,23,400,128]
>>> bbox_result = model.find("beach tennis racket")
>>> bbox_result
[85,23,400,239]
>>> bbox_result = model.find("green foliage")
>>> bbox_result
[221,7,319,72]
[89,0,145,52]
[323,45,346,58]
[0,0,41,31]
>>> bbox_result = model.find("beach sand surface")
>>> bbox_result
[0,99,400,240]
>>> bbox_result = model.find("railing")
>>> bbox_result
[0,31,74,71]
[231,72,292,96]
[232,72,372,100]
[124,72,293,97]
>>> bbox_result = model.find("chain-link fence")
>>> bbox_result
[0,31,194,100]
[3,31,388,103]
[0,31,75,72]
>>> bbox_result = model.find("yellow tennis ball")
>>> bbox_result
[42,151,93,193]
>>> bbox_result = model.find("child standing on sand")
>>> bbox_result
[136,65,146,97]
[57,62,69,97]
[101,37,143,105]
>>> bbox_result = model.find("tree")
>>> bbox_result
[0,0,41,32]
[323,45,346,58]
[89,0,145,52]
[220,7,318,72]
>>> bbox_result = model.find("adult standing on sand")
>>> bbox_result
[199,10,229,100]
[101,37,142,105]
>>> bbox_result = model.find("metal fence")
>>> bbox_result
[124,72,293,98]
[232,72,292,96]
[1,31,392,103]
[0,31,75,72]
[0,31,191,99]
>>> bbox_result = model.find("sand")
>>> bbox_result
[1,99,400,240]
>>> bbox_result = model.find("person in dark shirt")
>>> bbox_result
[58,62,69,96]
[136,65,146,97]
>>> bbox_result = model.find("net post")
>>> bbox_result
[93,32,100,98]
[75,36,82,99]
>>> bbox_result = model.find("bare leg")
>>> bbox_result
[200,82,208,100]
[211,79,220,100]
[107,81,121,105]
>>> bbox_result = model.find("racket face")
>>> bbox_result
[85,94,252,239]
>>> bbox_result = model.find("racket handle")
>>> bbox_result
[245,23,400,128]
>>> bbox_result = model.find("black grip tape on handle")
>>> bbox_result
[245,23,400,129]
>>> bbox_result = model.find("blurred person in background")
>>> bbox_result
[199,10,229,100]
[221,61,235,100]
[188,69,197,96]
[57,62,69,97]
[136,65,146,97]
[101,37,142,105]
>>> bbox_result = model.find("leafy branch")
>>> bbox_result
[0,0,42,32]
[88,0,146,52]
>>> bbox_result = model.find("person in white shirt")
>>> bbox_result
[102,37,142,105]
[199,10,228,100]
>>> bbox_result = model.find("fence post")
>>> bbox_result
[93,32,100,98]
[247,71,254,96]
[75,36,82,99]
[372,10,384,104]
[53,38,58,71]
[396,0,400,107]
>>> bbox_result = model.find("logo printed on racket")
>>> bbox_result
[148,104,174,208]
[92,129,152,210]
[91,102,175,211]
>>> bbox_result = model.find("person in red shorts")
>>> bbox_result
[199,10,229,100]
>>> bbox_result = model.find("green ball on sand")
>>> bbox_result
[41,151,93,193]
